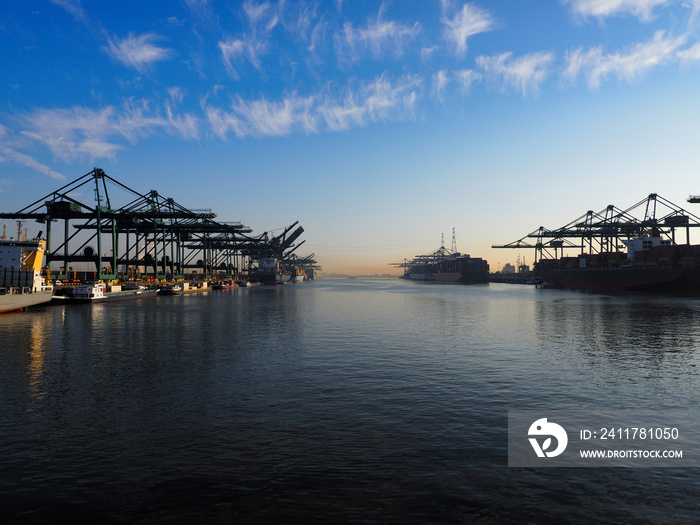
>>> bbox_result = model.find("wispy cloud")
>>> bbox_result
[204,73,422,138]
[244,0,279,31]
[678,41,700,65]
[0,147,66,181]
[219,39,248,77]
[440,1,495,57]
[48,0,88,22]
[206,93,317,138]
[454,69,481,93]
[104,33,174,72]
[432,70,450,99]
[0,125,65,180]
[19,101,199,162]
[218,0,279,77]
[21,107,122,161]
[168,87,187,103]
[335,4,420,62]
[279,1,313,37]
[182,0,215,23]
[420,45,439,62]
[319,74,422,131]
[477,51,555,96]
[564,31,686,89]
[562,0,671,22]
[690,0,700,29]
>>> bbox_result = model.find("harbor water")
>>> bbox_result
[2,279,700,523]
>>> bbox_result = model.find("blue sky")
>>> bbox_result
[3,0,700,274]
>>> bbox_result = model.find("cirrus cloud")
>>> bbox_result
[562,0,671,22]
[104,33,174,72]
[335,4,421,62]
[440,1,495,58]
[564,31,686,89]
[477,51,555,97]
[18,100,199,163]
[204,73,423,138]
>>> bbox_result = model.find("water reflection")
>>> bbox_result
[0,308,54,405]
[28,314,51,400]
[536,293,700,357]
[533,291,700,407]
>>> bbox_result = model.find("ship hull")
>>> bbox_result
[69,289,160,302]
[0,289,53,313]
[538,267,700,292]
[254,273,291,285]
[408,272,436,281]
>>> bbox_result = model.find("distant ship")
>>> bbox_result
[290,266,306,282]
[0,236,54,313]
[249,257,292,285]
[401,252,489,283]
[394,231,489,284]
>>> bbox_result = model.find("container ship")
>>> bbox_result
[290,266,306,282]
[248,257,291,285]
[0,234,53,313]
[394,231,489,284]
[495,193,700,293]
[535,233,700,292]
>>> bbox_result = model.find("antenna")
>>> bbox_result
[451,227,457,253]
[441,233,445,250]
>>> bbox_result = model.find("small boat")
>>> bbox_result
[159,284,184,295]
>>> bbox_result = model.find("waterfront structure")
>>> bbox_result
[494,193,700,292]
[0,168,317,285]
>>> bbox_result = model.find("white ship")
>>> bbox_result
[0,236,53,313]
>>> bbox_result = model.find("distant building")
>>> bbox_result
[502,263,515,274]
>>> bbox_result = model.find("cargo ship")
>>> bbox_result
[0,236,54,313]
[394,234,489,284]
[249,257,291,285]
[535,233,700,292]
[401,253,490,283]
[290,266,306,282]
[499,193,700,293]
